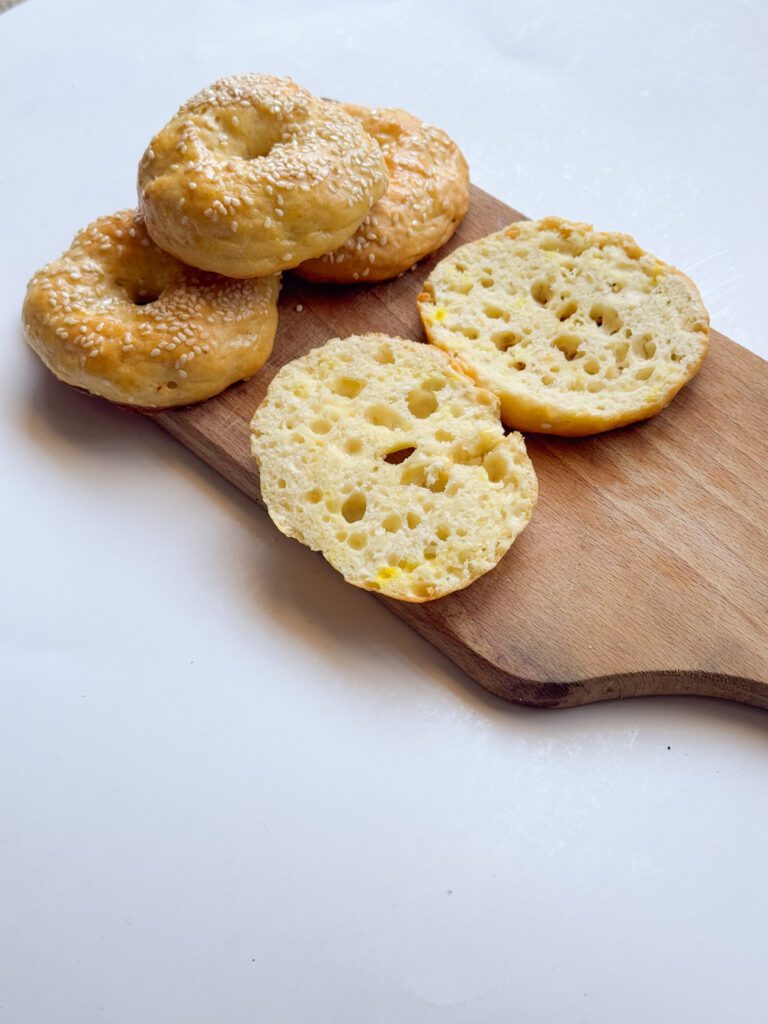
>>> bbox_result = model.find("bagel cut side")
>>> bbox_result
[418,217,709,436]
[250,334,537,602]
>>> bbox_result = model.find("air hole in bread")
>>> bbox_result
[384,446,416,465]
[458,326,479,340]
[513,360,526,371]
[531,280,553,305]
[412,582,433,599]
[587,380,604,393]
[480,277,494,288]
[407,387,438,418]
[493,331,519,351]
[613,341,630,366]
[401,463,449,493]
[589,303,622,334]
[483,449,509,483]
[453,281,473,295]
[341,492,367,523]
[345,437,362,455]
[671,351,681,362]
[455,262,467,272]
[423,377,446,391]
[436,524,450,541]
[348,532,367,550]
[278,478,287,489]
[406,511,421,529]
[306,488,323,504]
[332,376,365,398]
[382,514,402,533]
[435,429,454,442]
[584,357,600,375]
[553,334,583,360]
[311,418,331,434]
[484,305,505,320]
[635,366,654,381]
[557,300,578,321]
[374,346,395,364]
[365,404,407,429]
[542,374,554,386]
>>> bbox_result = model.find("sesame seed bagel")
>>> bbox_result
[250,334,537,602]
[23,209,280,409]
[138,74,389,278]
[418,217,710,436]
[295,105,469,283]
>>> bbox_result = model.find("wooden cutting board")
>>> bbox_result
[151,186,768,710]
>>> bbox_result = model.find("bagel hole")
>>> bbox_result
[118,277,165,306]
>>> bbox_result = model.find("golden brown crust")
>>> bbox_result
[23,210,280,409]
[137,75,389,278]
[295,105,469,284]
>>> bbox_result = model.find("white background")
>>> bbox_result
[2,1,767,1021]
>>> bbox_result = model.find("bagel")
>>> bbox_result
[138,74,389,278]
[23,209,280,408]
[250,334,537,602]
[418,217,710,435]
[295,104,469,283]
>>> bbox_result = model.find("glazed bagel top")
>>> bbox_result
[23,209,280,409]
[296,105,469,283]
[138,74,390,278]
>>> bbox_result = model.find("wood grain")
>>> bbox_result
[152,186,768,710]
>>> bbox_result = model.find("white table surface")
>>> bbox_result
[2,1,767,1021]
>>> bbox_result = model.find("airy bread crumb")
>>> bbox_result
[418,216,710,436]
[250,334,537,602]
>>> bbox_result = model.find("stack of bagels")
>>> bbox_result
[23,73,709,603]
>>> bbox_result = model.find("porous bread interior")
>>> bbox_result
[250,334,537,602]
[418,217,710,436]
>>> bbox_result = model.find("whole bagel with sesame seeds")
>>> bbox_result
[295,105,469,283]
[137,74,390,279]
[22,209,280,409]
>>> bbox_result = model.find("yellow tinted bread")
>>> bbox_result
[250,334,537,602]
[138,74,389,278]
[295,105,469,283]
[23,209,280,408]
[418,217,709,435]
